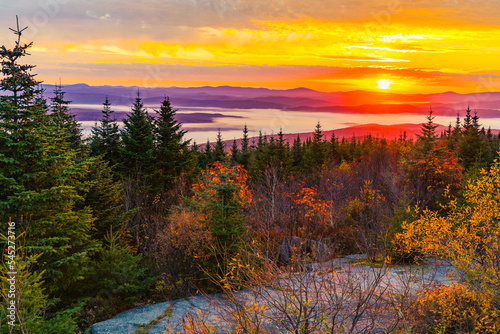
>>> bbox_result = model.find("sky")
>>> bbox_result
[1,0,500,94]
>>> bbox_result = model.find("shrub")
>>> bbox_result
[77,228,152,329]
[397,154,500,302]
[154,210,213,298]
[411,284,500,334]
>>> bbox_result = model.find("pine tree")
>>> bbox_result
[458,107,488,170]
[89,96,122,168]
[0,19,99,297]
[251,127,291,175]
[416,108,438,153]
[213,129,226,162]
[237,124,251,169]
[120,91,155,179]
[403,110,463,211]
[348,135,359,161]
[274,127,291,170]
[119,92,156,249]
[305,121,327,170]
[153,96,192,192]
[230,138,239,165]
[83,158,127,241]
[291,135,304,171]
[453,113,461,136]
[50,83,82,149]
[190,141,204,170]
[249,130,272,177]
[202,139,213,167]
[328,132,340,164]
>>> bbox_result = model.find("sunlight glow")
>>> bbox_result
[22,14,500,93]
[376,79,393,90]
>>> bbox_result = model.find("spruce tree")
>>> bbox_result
[213,129,226,162]
[291,135,304,171]
[0,19,99,297]
[153,96,192,192]
[416,108,438,153]
[50,83,82,150]
[89,96,122,168]
[202,139,213,167]
[120,91,155,180]
[403,109,463,211]
[238,124,251,169]
[250,130,272,177]
[275,127,291,170]
[305,121,327,170]
[119,92,156,249]
[230,138,239,165]
[458,107,488,170]
[329,132,340,163]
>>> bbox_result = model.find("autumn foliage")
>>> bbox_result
[398,154,500,331]
[5,22,500,332]
[411,284,500,334]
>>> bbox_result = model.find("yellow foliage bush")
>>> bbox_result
[411,284,500,334]
[398,153,500,332]
[397,154,500,300]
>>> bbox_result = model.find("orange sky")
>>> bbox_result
[1,0,500,94]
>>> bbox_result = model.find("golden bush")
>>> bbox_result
[411,283,500,334]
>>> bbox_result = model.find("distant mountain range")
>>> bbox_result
[44,84,500,119]
[43,84,500,141]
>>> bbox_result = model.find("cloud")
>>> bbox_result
[85,10,98,19]
[2,0,500,94]
[86,10,111,20]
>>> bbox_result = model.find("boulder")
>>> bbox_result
[279,236,332,265]
[304,239,331,263]
[89,302,172,334]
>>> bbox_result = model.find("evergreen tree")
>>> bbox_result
[153,96,192,192]
[458,107,488,170]
[119,92,156,249]
[416,108,438,153]
[89,96,122,168]
[328,132,340,164]
[251,127,291,175]
[291,135,304,171]
[249,130,271,177]
[273,127,291,170]
[190,141,204,170]
[0,19,99,297]
[50,83,82,149]
[83,158,127,241]
[453,113,461,136]
[237,124,251,169]
[120,91,155,180]
[203,139,213,167]
[190,162,251,279]
[213,129,226,162]
[305,121,327,170]
[403,110,463,211]
[230,138,239,165]
[348,134,359,161]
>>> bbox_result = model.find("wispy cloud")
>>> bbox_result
[1,0,499,93]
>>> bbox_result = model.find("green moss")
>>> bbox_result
[134,304,174,334]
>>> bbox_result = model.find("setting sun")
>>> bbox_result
[376,79,393,90]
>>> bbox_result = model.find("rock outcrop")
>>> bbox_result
[279,236,332,265]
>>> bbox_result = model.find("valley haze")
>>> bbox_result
[45,84,500,143]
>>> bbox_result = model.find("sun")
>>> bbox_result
[376,79,392,90]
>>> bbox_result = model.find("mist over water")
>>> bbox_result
[77,104,500,143]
